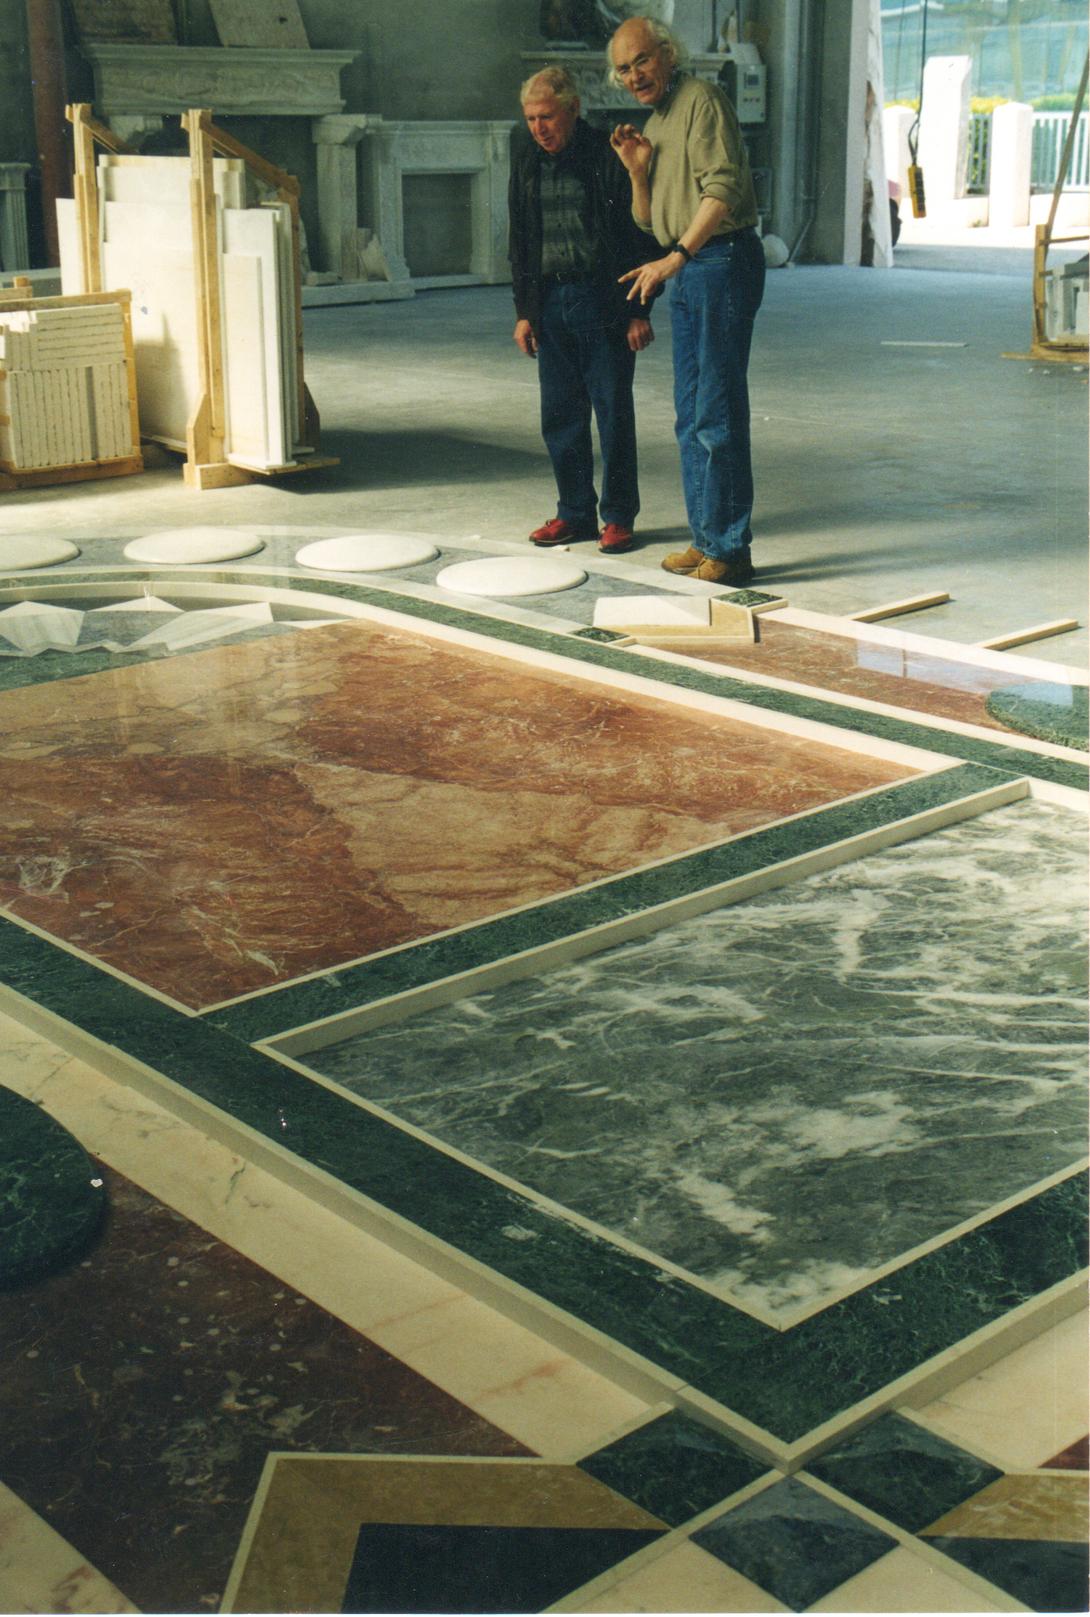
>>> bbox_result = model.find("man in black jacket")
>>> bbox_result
[510,66,654,554]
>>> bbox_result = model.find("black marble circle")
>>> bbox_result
[0,1086,106,1288]
[984,682,1089,751]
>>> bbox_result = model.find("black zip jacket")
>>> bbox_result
[508,118,656,331]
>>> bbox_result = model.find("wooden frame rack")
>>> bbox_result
[66,102,336,489]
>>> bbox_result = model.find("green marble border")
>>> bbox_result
[2,567,1087,792]
[0,910,1083,1445]
[207,762,1017,1043]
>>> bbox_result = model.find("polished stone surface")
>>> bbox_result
[312,801,1087,1319]
[577,1411,769,1527]
[924,1536,1089,1612]
[435,555,588,596]
[805,1413,1002,1533]
[230,1456,663,1614]
[295,534,440,571]
[0,1086,105,1288]
[0,906,1084,1444]
[0,1168,529,1614]
[0,618,911,1010]
[696,618,1088,744]
[693,1477,896,1612]
[3,565,1085,792]
[0,536,81,569]
[343,1521,664,1613]
[123,527,266,564]
[985,682,1090,750]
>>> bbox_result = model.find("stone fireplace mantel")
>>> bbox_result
[83,43,358,118]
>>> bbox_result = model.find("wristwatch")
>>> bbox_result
[670,241,692,261]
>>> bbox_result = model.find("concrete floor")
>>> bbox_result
[2,254,1087,665]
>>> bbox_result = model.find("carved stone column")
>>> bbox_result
[312,113,375,279]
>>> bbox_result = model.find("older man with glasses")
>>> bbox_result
[509,66,657,556]
[609,16,765,585]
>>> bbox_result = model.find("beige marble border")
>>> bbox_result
[0,1480,139,1614]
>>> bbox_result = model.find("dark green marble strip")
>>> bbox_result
[0,1084,106,1287]
[0,914,1084,1443]
[205,763,1017,1043]
[3,567,1087,791]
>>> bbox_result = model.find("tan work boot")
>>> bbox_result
[693,552,755,586]
[661,545,705,575]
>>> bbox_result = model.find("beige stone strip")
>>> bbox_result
[0,1480,139,1614]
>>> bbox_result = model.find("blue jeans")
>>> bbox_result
[669,228,765,558]
[538,280,639,529]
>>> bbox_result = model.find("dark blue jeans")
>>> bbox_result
[669,228,765,558]
[538,280,639,529]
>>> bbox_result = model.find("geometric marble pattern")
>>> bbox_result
[226,1457,666,1613]
[0,547,1087,1617]
[692,1476,898,1611]
[312,800,1088,1318]
[805,1413,1004,1533]
[0,619,914,1009]
[576,1409,770,1527]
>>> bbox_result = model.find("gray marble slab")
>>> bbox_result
[311,802,1089,1322]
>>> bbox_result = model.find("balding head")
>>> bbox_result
[608,15,680,104]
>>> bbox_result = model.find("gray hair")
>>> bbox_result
[519,65,580,108]
[607,16,686,89]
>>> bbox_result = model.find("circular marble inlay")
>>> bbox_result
[123,528,266,565]
[985,681,1089,751]
[435,556,587,598]
[2,536,81,569]
[295,534,440,572]
[0,1087,106,1289]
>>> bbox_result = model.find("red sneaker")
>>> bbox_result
[529,518,598,546]
[598,523,634,554]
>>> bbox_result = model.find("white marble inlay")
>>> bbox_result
[86,596,182,614]
[123,528,266,564]
[0,536,81,570]
[594,596,712,629]
[436,555,587,597]
[0,601,83,652]
[125,602,275,650]
[295,534,440,572]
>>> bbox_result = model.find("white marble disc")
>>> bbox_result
[123,528,266,564]
[295,534,439,572]
[2,536,81,569]
[436,556,587,597]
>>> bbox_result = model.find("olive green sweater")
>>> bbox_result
[638,73,758,245]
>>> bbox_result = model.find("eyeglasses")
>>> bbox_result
[614,46,662,80]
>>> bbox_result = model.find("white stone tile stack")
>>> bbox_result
[0,302,133,470]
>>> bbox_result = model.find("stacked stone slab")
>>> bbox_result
[0,301,133,470]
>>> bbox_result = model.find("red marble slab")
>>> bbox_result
[693,618,1065,733]
[0,1164,530,1615]
[1043,1436,1090,1470]
[0,621,914,1008]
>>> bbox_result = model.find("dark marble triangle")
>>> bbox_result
[928,1535,1090,1613]
[341,1521,664,1613]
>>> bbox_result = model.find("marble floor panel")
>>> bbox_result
[693,618,1089,747]
[0,1160,531,1615]
[310,800,1088,1321]
[0,617,915,1011]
